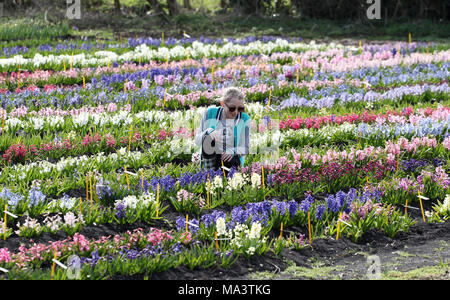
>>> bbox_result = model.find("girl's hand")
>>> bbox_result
[221,153,233,162]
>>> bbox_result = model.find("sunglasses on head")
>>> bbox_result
[225,103,245,113]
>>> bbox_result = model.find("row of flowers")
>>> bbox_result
[0,38,336,71]
[1,108,449,167]
[3,100,448,139]
[2,46,444,92]
[0,83,447,139]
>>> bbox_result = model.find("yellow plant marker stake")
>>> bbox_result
[124,79,127,93]
[107,58,110,69]
[50,251,57,280]
[166,53,169,67]
[124,166,130,189]
[141,169,144,191]
[215,231,219,252]
[279,222,283,239]
[418,190,426,222]
[156,183,160,218]
[296,68,299,83]
[79,197,82,216]
[221,161,226,178]
[359,40,362,54]
[404,198,408,215]
[3,204,7,240]
[89,171,93,208]
[336,212,342,240]
[162,88,167,110]
[308,211,312,245]
[207,174,210,209]
[63,61,66,72]
[82,76,85,89]
[185,215,189,233]
[408,33,412,44]
[85,174,89,203]
[266,90,272,112]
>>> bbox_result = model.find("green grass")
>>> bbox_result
[0,18,71,41]
[381,261,449,280]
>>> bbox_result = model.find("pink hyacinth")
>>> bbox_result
[0,248,11,263]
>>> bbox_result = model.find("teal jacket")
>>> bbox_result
[194,106,251,167]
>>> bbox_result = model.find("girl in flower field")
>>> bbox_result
[195,87,251,172]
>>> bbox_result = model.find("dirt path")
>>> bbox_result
[247,222,450,280]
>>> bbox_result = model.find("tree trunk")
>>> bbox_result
[183,0,191,9]
[167,0,179,16]
[114,0,121,14]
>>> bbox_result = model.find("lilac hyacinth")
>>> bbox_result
[201,210,226,228]
[175,216,200,234]
[298,199,312,214]
[315,204,326,220]
[115,203,126,220]
[0,187,24,208]
[28,187,46,207]
[326,195,339,213]
[271,200,288,216]
[150,175,176,192]
[288,200,298,217]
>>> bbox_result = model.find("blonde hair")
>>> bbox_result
[221,87,245,104]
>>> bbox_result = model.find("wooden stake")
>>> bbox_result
[279,222,283,239]
[405,198,408,215]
